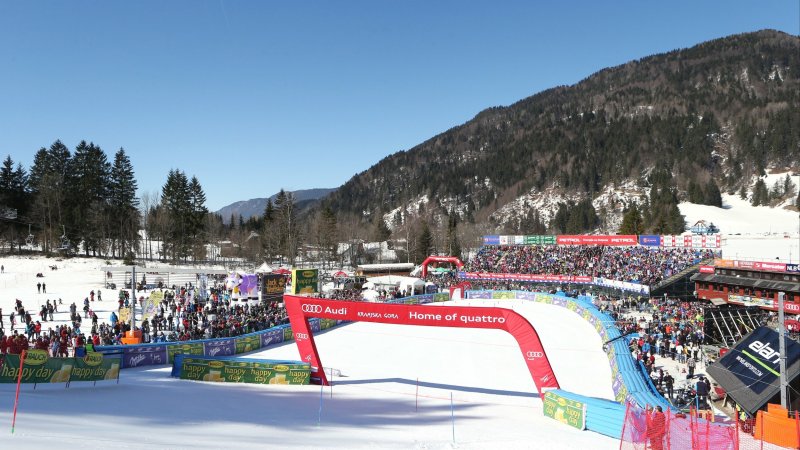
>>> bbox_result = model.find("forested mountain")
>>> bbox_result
[1,30,798,266]
[217,188,335,224]
[319,30,799,239]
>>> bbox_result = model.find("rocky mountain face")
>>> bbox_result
[316,30,799,235]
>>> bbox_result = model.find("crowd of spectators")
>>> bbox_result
[598,295,718,408]
[0,285,290,355]
[465,245,717,286]
[140,288,288,342]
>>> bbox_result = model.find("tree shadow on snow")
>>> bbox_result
[335,377,539,399]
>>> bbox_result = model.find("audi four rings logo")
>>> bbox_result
[301,304,323,313]
[526,351,543,359]
[295,332,309,340]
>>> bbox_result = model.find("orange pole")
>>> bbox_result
[11,350,26,434]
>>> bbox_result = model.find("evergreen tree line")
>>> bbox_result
[0,140,212,262]
[0,140,140,257]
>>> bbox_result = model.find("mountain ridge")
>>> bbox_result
[316,29,799,235]
[217,188,335,223]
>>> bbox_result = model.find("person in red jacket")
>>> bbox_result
[0,335,7,354]
[647,406,666,450]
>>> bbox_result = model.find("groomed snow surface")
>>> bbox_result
[1,294,617,449]
[0,218,797,448]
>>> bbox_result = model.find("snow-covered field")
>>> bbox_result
[680,192,800,262]
[0,197,797,448]
[0,261,618,449]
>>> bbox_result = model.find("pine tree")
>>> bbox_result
[446,213,462,259]
[273,190,299,264]
[109,148,139,259]
[0,156,29,250]
[751,179,769,206]
[619,204,643,234]
[783,174,796,199]
[70,141,111,255]
[261,199,275,260]
[703,180,722,207]
[319,206,338,264]
[416,221,433,263]
[29,141,72,252]
[187,176,208,260]
[160,169,191,261]
[373,216,391,242]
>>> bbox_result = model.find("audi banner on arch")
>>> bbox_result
[284,295,561,396]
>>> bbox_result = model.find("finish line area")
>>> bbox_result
[277,294,615,400]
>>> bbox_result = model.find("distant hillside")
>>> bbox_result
[217,188,335,223]
[317,30,799,235]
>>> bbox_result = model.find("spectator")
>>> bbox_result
[647,406,666,450]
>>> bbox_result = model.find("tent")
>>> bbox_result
[333,271,348,277]
[367,275,425,295]
[361,289,380,302]
[273,268,291,275]
[255,262,273,273]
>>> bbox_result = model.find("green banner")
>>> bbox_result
[69,352,121,382]
[320,318,336,330]
[543,391,586,430]
[432,293,450,302]
[167,342,205,363]
[0,350,73,383]
[284,327,295,342]
[235,334,261,354]
[180,358,310,385]
[291,269,319,294]
[491,291,516,300]
[523,235,557,245]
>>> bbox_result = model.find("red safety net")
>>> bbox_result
[620,404,737,450]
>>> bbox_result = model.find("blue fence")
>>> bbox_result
[464,290,671,437]
[96,318,344,369]
[548,389,626,438]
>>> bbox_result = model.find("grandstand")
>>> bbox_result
[460,234,719,296]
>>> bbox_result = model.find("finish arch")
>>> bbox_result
[420,255,464,278]
[284,295,560,396]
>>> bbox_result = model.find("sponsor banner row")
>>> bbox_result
[728,294,800,314]
[558,235,638,246]
[176,356,310,385]
[458,272,650,294]
[97,321,331,368]
[483,234,722,248]
[661,234,721,248]
[458,271,593,283]
[593,277,651,295]
[0,351,121,384]
[715,259,800,274]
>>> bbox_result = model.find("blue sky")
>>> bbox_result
[0,1,797,211]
